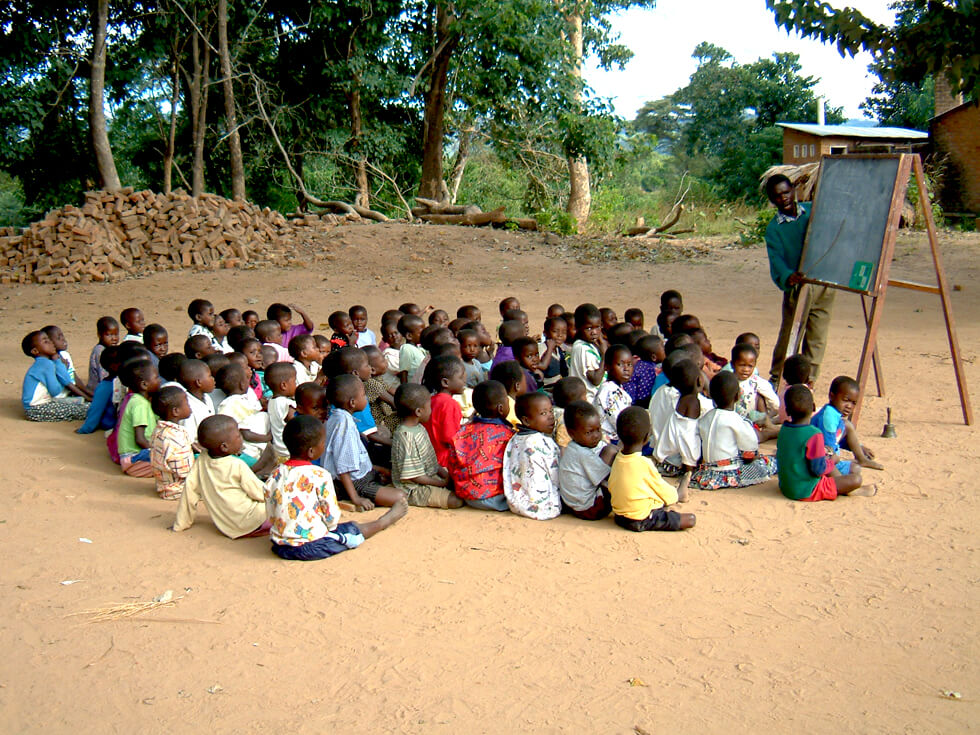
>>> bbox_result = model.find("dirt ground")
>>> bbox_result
[0,222,977,733]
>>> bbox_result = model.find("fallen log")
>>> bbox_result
[414,197,482,216]
[418,207,506,226]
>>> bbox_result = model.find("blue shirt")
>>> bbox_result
[77,378,116,433]
[651,370,670,395]
[22,357,72,410]
[322,408,372,480]
[811,404,847,454]
[352,403,377,435]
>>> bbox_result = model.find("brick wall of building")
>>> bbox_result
[931,104,980,213]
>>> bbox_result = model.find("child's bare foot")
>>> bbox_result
[678,513,696,529]
[676,471,692,503]
[379,497,408,527]
[849,484,878,497]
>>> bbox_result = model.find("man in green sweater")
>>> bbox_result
[765,174,836,386]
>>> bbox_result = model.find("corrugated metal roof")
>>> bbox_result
[776,122,929,139]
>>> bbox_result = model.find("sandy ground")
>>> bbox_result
[0,223,977,733]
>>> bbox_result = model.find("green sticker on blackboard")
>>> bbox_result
[849,260,874,290]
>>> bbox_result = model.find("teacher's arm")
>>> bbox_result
[765,226,800,291]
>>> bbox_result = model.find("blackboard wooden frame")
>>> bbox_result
[783,153,972,426]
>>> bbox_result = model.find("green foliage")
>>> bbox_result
[861,76,934,130]
[0,171,27,227]
[533,208,578,236]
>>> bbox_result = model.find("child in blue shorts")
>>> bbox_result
[811,376,883,472]
[21,330,89,421]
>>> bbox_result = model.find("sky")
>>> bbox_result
[583,0,897,122]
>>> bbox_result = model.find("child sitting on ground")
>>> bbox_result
[294,381,327,421]
[428,309,450,328]
[78,345,121,434]
[142,323,169,368]
[87,316,120,393]
[241,310,258,330]
[654,360,709,500]
[552,376,587,448]
[558,401,617,520]
[349,305,377,348]
[503,392,561,520]
[600,307,618,335]
[120,307,146,343]
[363,345,399,434]
[173,415,270,538]
[569,303,606,402]
[220,308,243,328]
[177,358,215,447]
[263,415,407,560]
[158,353,185,389]
[21,330,89,421]
[491,320,525,368]
[690,327,726,378]
[392,383,464,508]
[381,319,403,379]
[184,334,215,361]
[624,308,644,331]
[609,407,696,532]
[265,362,297,464]
[115,358,160,477]
[778,354,812,423]
[422,355,467,468]
[255,320,291,363]
[488,360,526,426]
[268,302,314,347]
[397,314,427,383]
[150,386,194,500]
[447,381,516,511]
[776,385,876,501]
[538,316,568,387]
[656,290,683,338]
[511,336,543,392]
[288,334,321,385]
[812,376,884,471]
[42,325,91,399]
[692,371,777,491]
[731,342,780,441]
[457,329,486,388]
[328,310,355,351]
[239,337,267,402]
[216,363,272,470]
[204,353,229,407]
[322,375,405,511]
[593,344,634,444]
[623,334,664,409]
[187,299,222,352]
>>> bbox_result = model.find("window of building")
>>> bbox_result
[830,145,847,155]
[793,144,800,158]
[809,144,816,157]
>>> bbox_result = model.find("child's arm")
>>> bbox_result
[585,365,604,387]
[134,424,152,450]
[367,426,391,446]
[241,428,271,444]
[289,303,314,331]
[599,444,618,465]
[538,340,556,370]
[337,471,374,511]
[805,433,830,477]
[401,470,448,487]
[376,390,395,407]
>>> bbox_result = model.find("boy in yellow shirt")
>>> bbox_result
[608,407,696,533]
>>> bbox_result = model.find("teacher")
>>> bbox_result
[764,174,836,386]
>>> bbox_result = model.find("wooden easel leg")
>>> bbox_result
[913,155,974,425]
[774,284,810,391]
[861,295,886,398]
[853,293,886,427]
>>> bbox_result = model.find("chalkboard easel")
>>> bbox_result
[786,153,972,426]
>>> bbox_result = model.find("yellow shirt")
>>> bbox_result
[553,407,571,448]
[608,451,678,520]
[173,453,267,538]
[506,396,519,426]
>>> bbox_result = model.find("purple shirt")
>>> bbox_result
[491,345,515,368]
[281,323,312,348]
[624,360,659,402]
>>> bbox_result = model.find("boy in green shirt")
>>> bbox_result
[116,358,160,477]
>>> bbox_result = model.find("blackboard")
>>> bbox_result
[800,156,905,294]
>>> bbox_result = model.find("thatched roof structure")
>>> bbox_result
[760,162,821,201]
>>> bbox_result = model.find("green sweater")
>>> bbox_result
[775,421,823,500]
[765,202,810,292]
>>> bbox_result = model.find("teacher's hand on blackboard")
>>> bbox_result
[787,272,805,287]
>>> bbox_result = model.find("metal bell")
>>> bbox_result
[881,407,897,438]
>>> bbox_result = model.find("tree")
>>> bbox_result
[89,0,122,190]
[861,76,934,130]
[766,0,980,101]
[217,0,245,200]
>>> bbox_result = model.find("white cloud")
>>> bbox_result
[584,0,897,121]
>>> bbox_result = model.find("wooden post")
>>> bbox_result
[912,155,974,425]
[861,295,886,398]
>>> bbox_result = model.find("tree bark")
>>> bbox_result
[564,9,591,227]
[89,0,121,191]
[418,4,459,200]
[448,124,472,204]
[348,83,369,208]
[217,0,245,200]
[162,53,179,195]
[187,23,211,198]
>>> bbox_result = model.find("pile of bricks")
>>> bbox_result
[0,188,359,285]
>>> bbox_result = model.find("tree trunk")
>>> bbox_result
[348,83,369,208]
[564,10,591,227]
[162,54,179,195]
[89,0,121,191]
[418,4,459,200]
[448,124,472,204]
[189,28,210,198]
[217,0,245,200]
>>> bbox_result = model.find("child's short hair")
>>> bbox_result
[730,342,759,364]
[21,331,41,356]
[397,314,424,336]
[158,352,185,382]
[543,316,565,335]
[288,333,315,360]
[381,309,404,326]
[765,173,793,203]
[782,354,812,385]
[313,334,330,352]
[362,344,382,361]
[829,375,859,396]
[97,316,119,335]
[616,406,651,446]
[498,296,519,315]
[295,381,325,409]
[420,326,454,351]
[785,384,815,421]
[227,325,254,353]
[709,370,739,407]
[660,289,682,308]
[603,343,632,369]
[267,303,291,321]
[422,355,465,393]
[634,334,663,361]
[503,308,527,324]
[457,328,478,346]
[670,359,702,394]
[198,414,238,452]
[671,314,700,335]
[553,376,587,408]
[282,414,325,459]
[394,382,430,418]
[143,323,168,345]
[428,342,460,360]
[151,384,187,419]
[735,331,760,346]
[187,298,212,321]
[241,309,259,324]
[324,345,366,378]
[428,309,449,326]
[327,373,362,407]
[488,360,525,394]
[447,317,469,334]
[118,341,152,364]
[660,350,691,385]
[573,303,600,329]
[264,361,295,388]
[261,344,278,365]
[349,304,367,318]
[178,358,209,386]
[511,336,537,357]
[473,380,508,418]
[498,320,524,346]
[398,302,421,315]
[120,358,156,391]
[220,308,241,324]
[217,362,247,394]
[254,320,280,343]
[515,391,550,422]
[204,352,230,375]
[328,310,349,331]
[184,334,212,358]
[624,307,643,324]
[457,305,480,320]
[607,323,634,346]
[564,400,599,433]
[99,345,121,375]
[120,307,142,327]
[665,332,694,353]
